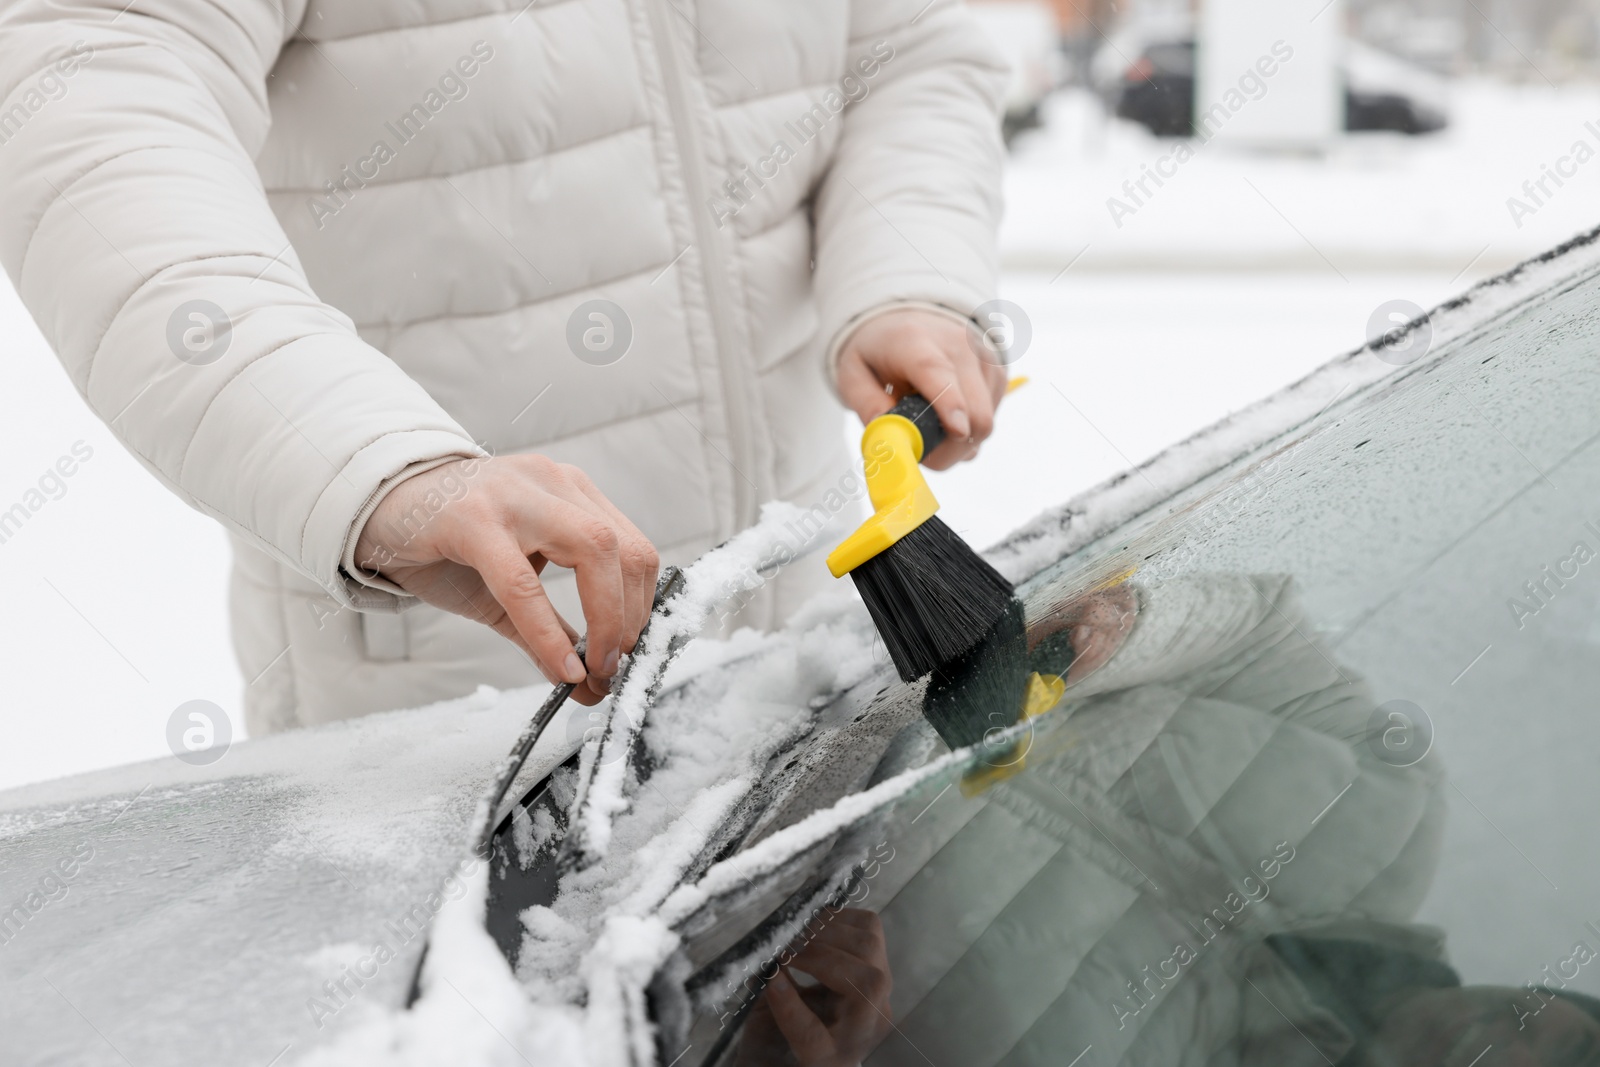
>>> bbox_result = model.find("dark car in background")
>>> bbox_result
[1108,37,1449,137]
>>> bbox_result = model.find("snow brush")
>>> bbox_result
[827,393,1015,682]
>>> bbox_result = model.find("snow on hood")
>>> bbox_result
[0,678,590,1066]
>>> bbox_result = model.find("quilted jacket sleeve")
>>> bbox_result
[812,0,1009,372]
[0,0,486,610]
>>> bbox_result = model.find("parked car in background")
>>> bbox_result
[1100,32,1449,138]
[1343,37,1451,134]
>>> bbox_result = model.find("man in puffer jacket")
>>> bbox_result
[0,0,1010,731]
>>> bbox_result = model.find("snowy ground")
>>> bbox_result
[1002,80,1600,275]
[4,76,1599,793]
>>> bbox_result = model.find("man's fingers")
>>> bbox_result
[554,608,581,643]
[566,472,659,657]
[837,349,896,425]
[947,347,997,446]
[921,348,992,470]
[895,345,967,438]
[891,344,988,472]
[366,456,665,689]
[563,522,624,696]
[811,912,889,971]
[546,608,601,702]
[834,310,1013,473]
[789,941,892,1006]
[763,969,834,1064]
[461,533,586,684]
[422,562,562,683]
[511,495,629,690]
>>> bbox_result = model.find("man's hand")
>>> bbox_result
[835,307,1008,470]
[1033,581,1138,687]
[353,455,658,703]
[738,909,894,1067]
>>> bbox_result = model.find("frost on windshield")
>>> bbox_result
[637,249,1600,1066]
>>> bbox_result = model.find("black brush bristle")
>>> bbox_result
[921,599,1029,750]
[850,515,1015,682]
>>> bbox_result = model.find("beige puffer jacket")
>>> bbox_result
[0,0,1006,732]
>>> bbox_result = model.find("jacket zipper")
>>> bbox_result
[644,0,758,529]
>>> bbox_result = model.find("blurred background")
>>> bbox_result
[6,0,1600,791]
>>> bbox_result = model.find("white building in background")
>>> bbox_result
[1197,0,1344,150]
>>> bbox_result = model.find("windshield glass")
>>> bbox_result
[657,264,1600,1067]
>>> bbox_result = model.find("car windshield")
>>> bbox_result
[647,257,1600,1067]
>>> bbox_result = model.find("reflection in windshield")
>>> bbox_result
[735,908,895,1067]
[657,270,1600,1067]
[716,572,1600,1067]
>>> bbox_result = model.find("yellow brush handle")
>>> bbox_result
[827,381,1025,579]
[826,411,940,577]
